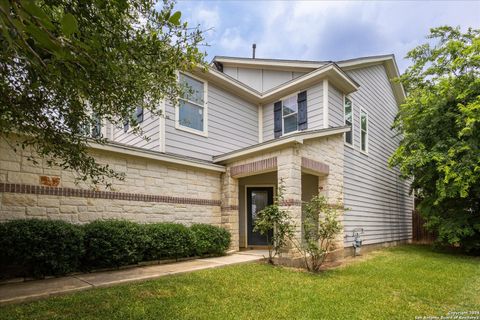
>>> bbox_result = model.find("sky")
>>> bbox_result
[173,0,480,73]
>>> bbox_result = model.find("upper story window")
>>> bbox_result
[344,96,353,145]
[136,107,144,123]
[274,91,307,138]
[91,116,102,138]
[177,73,207,135]
[283,95,298,134]
[360,109,368,152]
[81,113,102,138]
[123,107,144,133]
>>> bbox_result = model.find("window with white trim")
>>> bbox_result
[344,96,353,145]
[360,109,368,152]
[282,95,298,134]
[123,107,144,133]
[178,73,206,133]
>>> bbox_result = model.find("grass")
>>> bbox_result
[0,245,479,320]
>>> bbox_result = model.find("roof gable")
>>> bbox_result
[211,54,405,105]
[194,62,359,105]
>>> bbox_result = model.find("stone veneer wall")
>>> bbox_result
[300,135,345,258]
[222,133,345,256]
[0,137,222,225]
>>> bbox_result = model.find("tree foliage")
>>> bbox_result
[0,0,205,186]
[390,26,480,251]
[294,195,342,272]
[253,180,295,264]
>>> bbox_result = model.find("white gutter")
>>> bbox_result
[89,142,226,172]
[213,57,324,70]
[199,64,359,105]
[213,127,350,164]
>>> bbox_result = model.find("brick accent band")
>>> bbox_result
[280,199,303,206]
[221,205,239,211]
[0,183,221,207]
[301,157,329,175]
[230,157,277,177]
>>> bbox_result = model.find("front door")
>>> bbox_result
[247,187,274,246]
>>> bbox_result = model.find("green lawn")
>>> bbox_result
[0,245,479,320]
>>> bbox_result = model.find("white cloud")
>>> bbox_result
[219,28,250,53]
[176,0,480,71]
[195,7,220,34]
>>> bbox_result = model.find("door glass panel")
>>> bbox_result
[251,191,268,223]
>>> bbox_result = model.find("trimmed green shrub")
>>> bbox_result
[0,219,84,278]
[82,220,146,269]
[143,223,195,260]
[191,224,231,256]
[0,219,232,279]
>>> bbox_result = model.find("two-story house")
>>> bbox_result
[0,54,413,258]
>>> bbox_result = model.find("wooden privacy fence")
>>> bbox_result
[412,210,436,243]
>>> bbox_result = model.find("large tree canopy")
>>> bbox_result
[390,26,480,251]
[0,0,205,186]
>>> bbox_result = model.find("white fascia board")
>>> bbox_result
[336,56,394,69]
[337,55,406,104]
[213,127,350,164]
[89,142,226,172]
[213,57,323,71]
[213,136,302,164]
[260,64,359,104]
[194,67,262,103]
[194,64,359,106]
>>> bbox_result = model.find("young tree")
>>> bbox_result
[253,180,295,264]
[295,195,342,272]
[390,26,480,251]
[0,0,205,186]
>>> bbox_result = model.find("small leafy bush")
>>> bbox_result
[295,195,343,272]
[82,220,146,269]
[253,180,295,263]
[0,219,84,278]
[143,223,195,260]
[191,224,231,256]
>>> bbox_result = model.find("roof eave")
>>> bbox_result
[192,64,359,106]
[89,141,226,172]
[260,64,359,105]
[192,66,262,104]
[213,126,350,164]
[211,54,406,105]
[212,56,324,72]
[337,55,406,105]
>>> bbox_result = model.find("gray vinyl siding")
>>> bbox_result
[165,84,258,161]
[308,81,324,130]
[328,85,344,128]
[224,67,306,92]
[262,102,274,141]
[111,109,160,151]
[262,80,324,141]
[343,64,413,247]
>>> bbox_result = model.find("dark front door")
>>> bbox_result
[247,187,274,246]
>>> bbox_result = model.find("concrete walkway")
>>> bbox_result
[0,250,268,306]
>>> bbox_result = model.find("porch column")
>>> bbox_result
[277,146,302,257]
[221,167,239,252]
[318,144,345,260]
